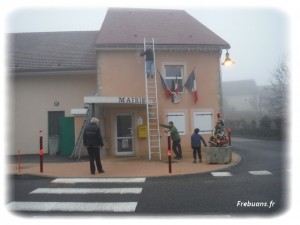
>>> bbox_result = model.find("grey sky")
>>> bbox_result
[6,6,288,86]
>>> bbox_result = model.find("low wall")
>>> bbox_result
[204,146,232,164]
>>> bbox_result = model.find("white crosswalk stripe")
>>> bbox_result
[211,172,233,177]
[51,178,146,184]
[9,177,146,213]
[248,170,272,175]
[7,202,138,212]
[211,170,274,177]
[30,188,143,194]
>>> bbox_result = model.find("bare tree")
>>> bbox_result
[265,56,289,118]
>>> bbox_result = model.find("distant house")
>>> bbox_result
[222,79,262,124]
[9,8,230,159]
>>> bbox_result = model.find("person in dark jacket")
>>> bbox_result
[140,45,155,78]
[83,117,104,174]
[191,128,207,163]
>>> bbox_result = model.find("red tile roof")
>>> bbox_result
[96,8,230,49]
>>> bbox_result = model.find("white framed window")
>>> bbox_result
[166,112,185,135]
[193,112,213,134]
[164,65,184,93]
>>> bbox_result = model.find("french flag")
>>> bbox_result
[184,70,198,104]
[158,70,172,98]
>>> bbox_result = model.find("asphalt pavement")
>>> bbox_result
[6,138,287,216]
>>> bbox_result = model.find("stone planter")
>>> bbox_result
[204,146,232,164]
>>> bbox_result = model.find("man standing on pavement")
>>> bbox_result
[160,121,182,159]
[83,117,105,174]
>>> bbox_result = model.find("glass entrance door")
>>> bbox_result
[116,114,134,156]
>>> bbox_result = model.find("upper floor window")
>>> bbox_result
[164,65,184,93]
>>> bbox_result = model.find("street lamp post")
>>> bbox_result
[220,49,235,117]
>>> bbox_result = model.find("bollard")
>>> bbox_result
[227,127,231,146]
[167,135,172,173]
[39,130,43,173]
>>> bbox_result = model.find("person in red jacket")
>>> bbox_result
[83,117,104,175]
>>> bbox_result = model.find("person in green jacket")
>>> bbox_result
[160,121,182,159]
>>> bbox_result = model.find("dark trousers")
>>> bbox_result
[172,139,182,158]
[87,146,103,174]
[192,146,202,160]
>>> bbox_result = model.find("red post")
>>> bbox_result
[227,127,231,146]
[167,135,172,173]
[18,150,21,174]
[39,130,43,173]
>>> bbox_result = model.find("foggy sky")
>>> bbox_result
[6,6,288,86]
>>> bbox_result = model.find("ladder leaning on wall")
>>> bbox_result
[143,38,161,160]
[70,103,93,159]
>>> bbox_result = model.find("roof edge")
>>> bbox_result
[96,43,230,51]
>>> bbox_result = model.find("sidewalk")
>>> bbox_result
[7,152,240,178]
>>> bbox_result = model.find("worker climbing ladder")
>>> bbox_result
[143,38,161,160]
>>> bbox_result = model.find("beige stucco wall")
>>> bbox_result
[10,48,222,159]
[97,49,221,158]
[10,73,96,155]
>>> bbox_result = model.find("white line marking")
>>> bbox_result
[51,178,146,184]
[211,172,233,177]
[7,202,138,212]
[248,170,272,175]
[30,188,143,194]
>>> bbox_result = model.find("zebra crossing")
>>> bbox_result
[211,170,273,177]
[8,177,146,213]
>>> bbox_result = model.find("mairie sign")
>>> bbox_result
[118,97,145,104]
[84,96,146,104]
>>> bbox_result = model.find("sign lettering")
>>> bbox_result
[118,97,145,104]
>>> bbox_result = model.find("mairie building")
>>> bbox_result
[8,8,231,160]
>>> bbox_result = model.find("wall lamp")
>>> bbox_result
[222,50,235,66]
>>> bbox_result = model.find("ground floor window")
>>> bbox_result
[48,111,65,136]
[166,112,185,134]
[193,112,213,134]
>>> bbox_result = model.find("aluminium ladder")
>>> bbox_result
[144,38,161,160]
[70,103,93,159]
